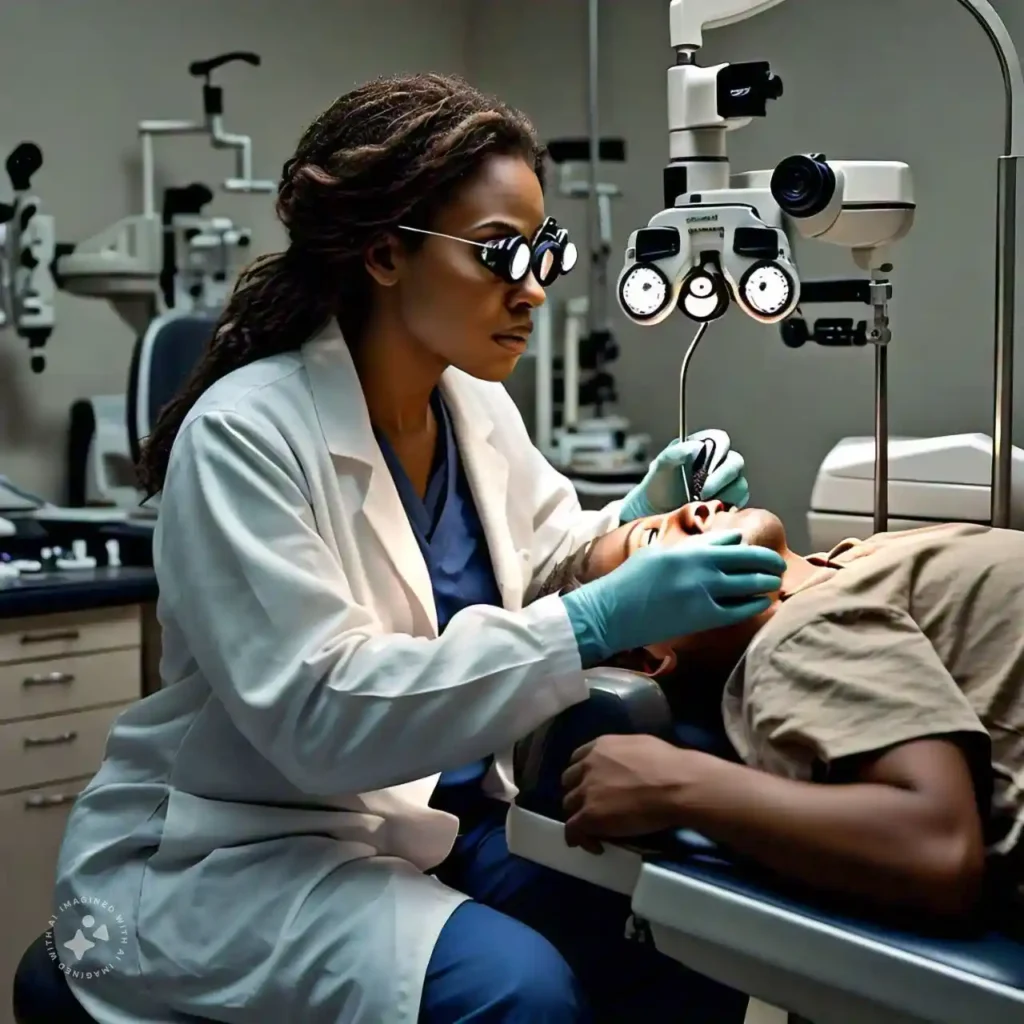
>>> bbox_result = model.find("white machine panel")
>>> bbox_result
[808,434,1024,550]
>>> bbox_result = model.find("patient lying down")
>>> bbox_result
[540,502,1024,923]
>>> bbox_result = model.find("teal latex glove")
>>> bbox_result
[620,435,749,523]
[561,531,786,667]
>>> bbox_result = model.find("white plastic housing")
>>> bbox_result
[807,434,1024,550]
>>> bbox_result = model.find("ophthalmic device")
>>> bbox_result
[0,51,275,371]
[617,0,1023,534]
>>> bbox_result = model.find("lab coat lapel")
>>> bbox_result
[302,323,437,634]
[441,374,522,611]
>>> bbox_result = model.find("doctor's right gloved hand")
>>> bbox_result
[560,531,786,668]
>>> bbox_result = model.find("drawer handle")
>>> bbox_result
[24,791,81,809]
[23,730,78,748]
[22,671,76,688]
[20,628,81,645]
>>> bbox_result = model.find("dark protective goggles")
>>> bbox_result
[399,216,578,286]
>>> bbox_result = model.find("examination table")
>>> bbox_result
[507,669,1024,1024]
[13,669,1024,1023]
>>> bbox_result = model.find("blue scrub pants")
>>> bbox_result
[419,800,748,1024]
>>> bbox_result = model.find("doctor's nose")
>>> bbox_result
[512,271,546,309]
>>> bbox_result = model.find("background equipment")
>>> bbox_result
[532,0,650,508]
[0,51,272,372]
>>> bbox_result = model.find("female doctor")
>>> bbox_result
[53,74,786,1024]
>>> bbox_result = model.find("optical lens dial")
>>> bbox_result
[619,263,671,321]
[739,261,795,321]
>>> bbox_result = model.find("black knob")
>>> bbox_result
[6,142,43,192]
[189,52,261,81]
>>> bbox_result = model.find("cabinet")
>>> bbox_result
[0,605,141,1023]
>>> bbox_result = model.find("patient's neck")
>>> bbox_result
[667,548,818,688]
[779,548,819,597]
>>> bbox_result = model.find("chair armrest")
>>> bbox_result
[514,668,673,820]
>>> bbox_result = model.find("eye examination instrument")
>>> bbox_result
[508,4,1024,1024]
[617,0,916,536]
[528,0,653,506]
[0,51,275,372]
[618,0,1022,540]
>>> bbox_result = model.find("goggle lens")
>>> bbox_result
[508,240,531,282]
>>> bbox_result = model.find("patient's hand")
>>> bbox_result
[561,734,689,854]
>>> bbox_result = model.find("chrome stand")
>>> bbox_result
[957,0,1024,528]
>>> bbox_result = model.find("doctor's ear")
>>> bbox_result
[364,235,403,287]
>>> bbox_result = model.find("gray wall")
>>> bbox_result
[468,0,1024,549]
[0,0,469,499]
[5,0,1022,547]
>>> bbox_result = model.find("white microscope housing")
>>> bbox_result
[617,0,916,330]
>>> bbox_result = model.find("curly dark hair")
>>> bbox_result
[136,72,545,495]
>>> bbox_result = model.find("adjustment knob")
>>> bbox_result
[6,142,43,192]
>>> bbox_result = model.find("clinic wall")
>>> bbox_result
[0,0,470,501]
[468,0,1024,549]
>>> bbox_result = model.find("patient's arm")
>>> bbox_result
[565,604,991,919]
[650,737,986,919]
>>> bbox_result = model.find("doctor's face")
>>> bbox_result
[388,152,548,382]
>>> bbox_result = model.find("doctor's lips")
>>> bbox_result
[492,322,533,344]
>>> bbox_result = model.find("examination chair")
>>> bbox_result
[125,309,219,465]
[509,670,1024,1024]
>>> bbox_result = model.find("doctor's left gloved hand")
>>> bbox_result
[619,433,749,523]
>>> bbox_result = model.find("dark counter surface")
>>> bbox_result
[0,567,158,619]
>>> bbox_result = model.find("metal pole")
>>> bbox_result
[874,345,888,534]
[678,321,710,442]
[953,0,1024,528]
[992,155,1018,526]
[586,0,602,339]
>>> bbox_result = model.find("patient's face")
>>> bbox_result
[585,500,788,580]
[583,501,789,678]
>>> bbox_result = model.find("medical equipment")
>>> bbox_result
[0,142,56,371]
[400,216,576,286]
[56,52,271,337]
[616,0,914,535]
[62,310,216,511]
[808,433,1024,551]
[683,428,729,504]
[0,52,271,365]
[66,395,138,508]
[509,4,1024,1023]
[621,0,1023,535]
[532,0,651,505]
[533,148,651,482]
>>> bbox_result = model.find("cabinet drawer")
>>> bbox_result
[0,649,140,723]
[0,776,88,1024]
[0,704,129,794]
[0,607,141,666]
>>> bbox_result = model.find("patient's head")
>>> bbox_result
[587,500,789,578]
[541,501,806,683]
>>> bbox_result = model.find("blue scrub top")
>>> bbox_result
[374,390,501,789]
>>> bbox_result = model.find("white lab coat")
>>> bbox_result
[54,319,622,1024]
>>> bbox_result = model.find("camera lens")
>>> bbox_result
[770,155,836,218]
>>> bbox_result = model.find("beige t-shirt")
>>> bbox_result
[722,523,1024,888]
